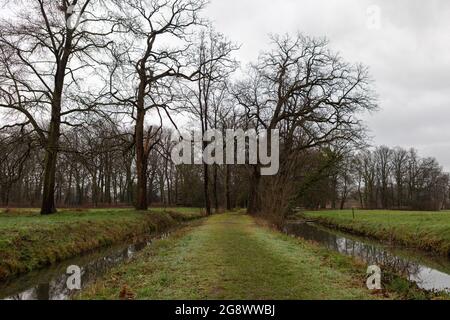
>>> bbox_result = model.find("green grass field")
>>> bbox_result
[0,208,203,280]
[303,210,450,256]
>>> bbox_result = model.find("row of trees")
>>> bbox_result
[0,123,249,209]
[4,121,448,216]
[296,146,449,212]
[333,147,449,211]
[0,0,446,220]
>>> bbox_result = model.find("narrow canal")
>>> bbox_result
[284,222,450,293]
[0,233,170,300]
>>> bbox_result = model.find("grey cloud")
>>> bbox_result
[205,0,450,169]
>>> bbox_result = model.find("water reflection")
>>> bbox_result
[284,222,450,293]
[1,234,169,300]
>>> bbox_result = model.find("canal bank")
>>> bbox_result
[283,221,450,294]
[0,209,203,282]
[302,210,450,256]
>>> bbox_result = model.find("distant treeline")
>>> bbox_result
[298,146,449,211]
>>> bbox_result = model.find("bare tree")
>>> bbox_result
[235,33,377,218]
[181,28,238,215]
[375,146,393,209]
[392,147,409,208]
[0,0,113,214]
[108,0,206,210]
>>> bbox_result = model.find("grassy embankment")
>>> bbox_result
[0,208,203,281]
[80,213,443,300]
[303,210,450,256]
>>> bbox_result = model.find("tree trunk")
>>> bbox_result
[75,169,82,206]
[247,166,261,215]
[92,171,98,207]
[358,180,363,208]
[135,70,148,210]
[135,115,148,210]
[203,162,211,215]
[340,191,347,210]
[65,167,73,205]
[105,153,112,204]
[125,161,133,204]
[148,174,154,205]
[225,164,231,211]
[331,176,337,209]
[41,121,59,215]
[165,159,172,205]
[40,30,72,215]
[213,164,219,213]
[159,175,165,205]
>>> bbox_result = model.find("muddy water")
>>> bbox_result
[284,222,450,293]
[0,233,170,300]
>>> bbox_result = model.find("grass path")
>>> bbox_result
[81,213,382,300]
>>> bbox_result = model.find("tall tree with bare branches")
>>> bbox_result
[108,0,212,211]
[0,0,113,214]
[235,34,377,218]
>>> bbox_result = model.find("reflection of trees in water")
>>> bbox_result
[2,234,161,300]
[331,233,423,281]
[4,243,142,300]
[288,223,424,281]
[8,287,37,300]
[334,237,421,279]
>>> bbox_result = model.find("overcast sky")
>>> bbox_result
[2,1,449,168]
[205,0,450,169]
